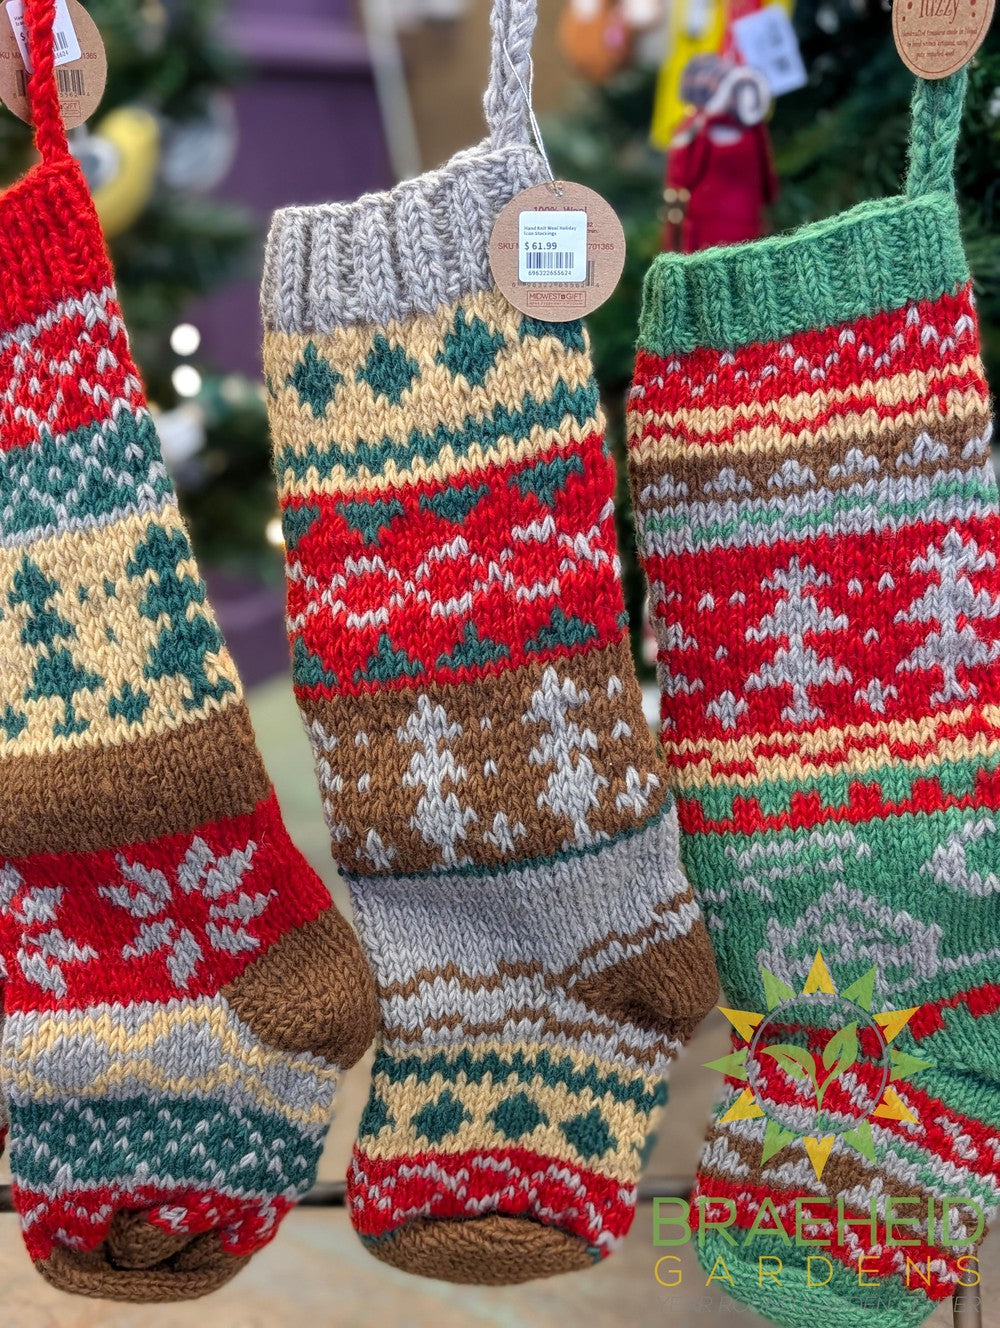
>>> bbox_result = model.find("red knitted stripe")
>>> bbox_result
[678,771,1000,837]
[643,516,1000,760]
[0,286,140,454]
[348,1144,634,1248]
[289,434,626,697]
[0,791,330,1011]
[632,285,987,423]
[17,1184,294,1260]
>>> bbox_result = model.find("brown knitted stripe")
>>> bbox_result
[628,408,991,507]
[0,703,269,857]
[301,639,668,875]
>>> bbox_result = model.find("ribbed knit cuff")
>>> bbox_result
[262,140,547,335]
[638,190,969,357]
[0,157,112,335]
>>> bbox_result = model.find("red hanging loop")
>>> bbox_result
[23,0,70,164]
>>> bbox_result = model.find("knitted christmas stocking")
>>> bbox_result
[262,0,718,1285]
[629,72,1000,1327]
[0,1,376,1301]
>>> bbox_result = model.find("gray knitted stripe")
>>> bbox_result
[348,808,694,987]
[2,998,337,1119]
[262,142,546,334]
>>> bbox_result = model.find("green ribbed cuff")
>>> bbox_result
[637,191,969,357]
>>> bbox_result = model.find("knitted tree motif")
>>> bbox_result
[744,557,852,724]
[400,695,478,867]
[896,530,1000,704]
[525,667,608,845]
[8,556,102,737]
[128,527,235,712]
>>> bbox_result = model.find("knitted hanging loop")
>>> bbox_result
[483,0,536,148]
[22,0,70,164]
[628,67,999,1328]
[0,0,377,1303]
[905,68,965,199]
[262,0,719,1288]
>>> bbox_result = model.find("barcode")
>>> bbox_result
[53,28,69,53]
[17,67,83,97]
[525,251,575,272]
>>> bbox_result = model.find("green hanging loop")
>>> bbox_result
[905,70,968,200]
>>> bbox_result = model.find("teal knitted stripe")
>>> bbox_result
[9,1096,322,1193]
[274,379,601,485]
[369,1046,667,1112]
[637,193,967,357]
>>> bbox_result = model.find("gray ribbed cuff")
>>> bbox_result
[262,140,547,334]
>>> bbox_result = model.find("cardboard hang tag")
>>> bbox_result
[892,0,995,78]
[0,0,107,130]
[489,181,627,323]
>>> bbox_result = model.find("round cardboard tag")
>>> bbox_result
[489,180,626,323]
[0,0,107,130]
[892,0,995,78]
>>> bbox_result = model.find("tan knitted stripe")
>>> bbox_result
[629,355,985,437]
[301,639,667,875]
[363,1060,662,1181]
[628,408,991,506]
[0,503,243,758]
[666,704,1000,792]
[0,703,269,857]
[264,287,594,454]
[626,388,986,464]
[276,414,604,503]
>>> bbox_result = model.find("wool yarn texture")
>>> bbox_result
[628,71,1000,1328]
[262,0,719,1285]
[0,0,377,1302]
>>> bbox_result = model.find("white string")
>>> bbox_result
[501,42,560,192]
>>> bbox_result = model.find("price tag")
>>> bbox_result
[892,0,995,79]
[5,0,81,72]
[490,181,626,323]
[731,4,807,97]
[0,0,106,128]
[519,210,588,284]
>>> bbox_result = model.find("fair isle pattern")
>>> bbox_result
[264,282,718,1281]
[0,57,376,1301]
[629,274,1000,1325]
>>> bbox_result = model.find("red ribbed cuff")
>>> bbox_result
[0,156,111,334]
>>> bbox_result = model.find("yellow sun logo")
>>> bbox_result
[704,950,933,1180]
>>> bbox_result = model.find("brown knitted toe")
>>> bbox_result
[222,905,378,1068]
[38,1231,249,1302]
[368,1216,596,1285]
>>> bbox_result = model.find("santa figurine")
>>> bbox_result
[662,54,778,253]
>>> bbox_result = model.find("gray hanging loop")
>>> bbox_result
[484,0,539,149]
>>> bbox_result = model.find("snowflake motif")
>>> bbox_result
[100,837,271,988]
[0,863,98,996]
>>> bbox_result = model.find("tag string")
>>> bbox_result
[501,43,558,191]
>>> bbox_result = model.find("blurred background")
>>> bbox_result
[0,1,997,1323]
